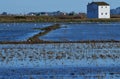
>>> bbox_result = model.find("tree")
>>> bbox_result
[1,12,7,15]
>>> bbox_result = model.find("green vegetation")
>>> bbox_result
[0,15,120,23]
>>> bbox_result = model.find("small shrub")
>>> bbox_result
[99,54,106,59]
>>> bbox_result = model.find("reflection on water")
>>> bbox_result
[0,23,52,41]
[40,23,120,41]
[0,22,120,42]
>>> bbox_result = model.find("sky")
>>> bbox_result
[0,0,119,14]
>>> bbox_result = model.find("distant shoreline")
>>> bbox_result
[0,16,120,23]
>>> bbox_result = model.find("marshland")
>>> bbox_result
[0,22,120,79]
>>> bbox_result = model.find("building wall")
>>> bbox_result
[87,3,110,19]
[87,4,98,18]
[98,6,110,18]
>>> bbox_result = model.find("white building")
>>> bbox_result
[87,2,110,19]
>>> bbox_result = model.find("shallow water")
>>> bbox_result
[0,22,120,42]
[0,23,52,41]
[0,43,120,79]
[40,22,120,41]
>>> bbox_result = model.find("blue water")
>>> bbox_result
[0,67,120,79]
[40,23,120,41]
[0,22,120,42]
[0,23,52,41]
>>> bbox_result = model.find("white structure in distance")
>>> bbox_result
[87,2,110,19]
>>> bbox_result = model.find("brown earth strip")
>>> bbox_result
[0,16,120,23]
[27,24,61,43]
[0,40,120,44]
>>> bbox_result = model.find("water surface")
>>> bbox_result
[40,23,120,41]
[0,23,52,41]
[0,22,120,42]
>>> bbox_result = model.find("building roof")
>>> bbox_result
[89,2,109,6]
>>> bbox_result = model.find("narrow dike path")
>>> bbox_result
[27,24,60,43]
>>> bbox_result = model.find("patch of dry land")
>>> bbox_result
[0,42,120,79]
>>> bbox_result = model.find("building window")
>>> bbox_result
[101,6,103,8]
[105,13,107,15]
[101,13,103,15]
[105,6,107,8]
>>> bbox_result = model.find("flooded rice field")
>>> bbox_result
[0,22,120,79]
[40,22,120,41]
[0,43,120,79]
[0,22,120,42]
[0,23,52,42]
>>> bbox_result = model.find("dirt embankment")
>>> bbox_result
[27,24,61,43]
